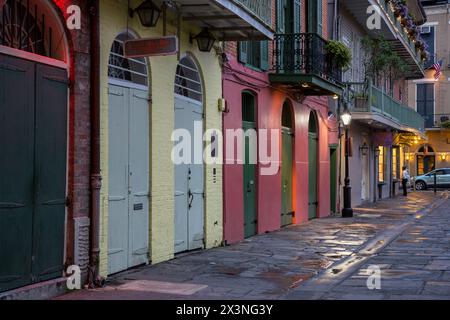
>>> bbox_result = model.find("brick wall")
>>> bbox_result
[52,0,92,275]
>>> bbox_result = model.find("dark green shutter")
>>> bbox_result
[294,0,301,33]
[308,0,322,35]
[260,41,269,71]
[32,64,68,283]
[0,55,35,292]
[239,41,248,64]
[317,0,323,35]
[0,55,67,293]
[277,0,286,33]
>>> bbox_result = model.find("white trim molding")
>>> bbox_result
[0,45,68,70]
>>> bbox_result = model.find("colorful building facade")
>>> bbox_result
[338,0,427,207]
[223,0,342,244]
[98,0,274,276]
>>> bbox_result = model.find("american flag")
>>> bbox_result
[433,59,443,80]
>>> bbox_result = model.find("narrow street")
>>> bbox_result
[58,191,450,300]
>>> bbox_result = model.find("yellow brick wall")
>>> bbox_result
[99,0,223,276]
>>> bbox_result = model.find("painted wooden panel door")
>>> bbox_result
[128,90,150,267]
[0,55,67,292]
[281,129,294,226]
[243,121,257,238]
[0,55,35,292]
[174,96,205,253]
[108,85,149,274]
[330,147,338,213]
[32,64,68,282]
[242,92,257,238]
[308,132,318,219]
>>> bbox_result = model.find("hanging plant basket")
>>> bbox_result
[325,40,352,70]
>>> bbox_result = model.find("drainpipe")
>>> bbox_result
[89,0,104,288]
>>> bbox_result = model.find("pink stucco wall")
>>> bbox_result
[223,57,338,244]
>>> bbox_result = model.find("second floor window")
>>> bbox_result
[416,83,435,128]
[307,0,322,35]
[238,41,269,71]
[421,26,436,68]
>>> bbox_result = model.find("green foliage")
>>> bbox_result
[442,121,450,129]
[326,40,352,70]
[361,35,410,85]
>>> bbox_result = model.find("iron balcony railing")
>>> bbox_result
[418,114,450,129]
[271,33,342,85]
[380,0,423,65]
[233,0,272,26]
[349,81,425,133]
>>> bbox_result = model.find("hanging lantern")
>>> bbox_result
[131,0,161,28]
[341,110,352,127]
[193,28,216,52]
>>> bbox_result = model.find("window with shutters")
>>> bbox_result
[308,0,322,35]
[421,26,435,68]
[416,83,434,128]
[238,41,269,71]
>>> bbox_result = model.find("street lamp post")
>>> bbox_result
[341,106,353,218]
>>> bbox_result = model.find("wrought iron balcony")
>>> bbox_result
[233,0,272,27]
[269,33,344,96]
[349,82,425,134]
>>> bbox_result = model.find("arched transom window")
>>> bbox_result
[418,145,435,154]
[108,34,148,86]
[0,0,67,61]
[174,56,203,103]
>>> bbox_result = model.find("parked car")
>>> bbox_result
[413,168,450,190]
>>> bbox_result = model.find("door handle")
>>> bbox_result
[188,189,194,209]
[247,180,254,193]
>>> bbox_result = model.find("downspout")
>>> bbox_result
[89,0,104,288]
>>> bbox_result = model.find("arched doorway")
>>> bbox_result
[174,55,205,253]
[308,111,319,220]
[242,91,257,238]
[416,145,436,175]
[281,101,294,227]
[0,0,69,292]
[107,33,150,275]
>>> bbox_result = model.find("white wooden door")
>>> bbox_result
[108,84,149,274]
[174,96,204,253]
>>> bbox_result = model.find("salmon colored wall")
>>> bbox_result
[223,57,336,244]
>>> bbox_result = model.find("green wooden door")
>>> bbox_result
[32,64,68,282]
[243,122,257,238]
[281,129,294,226]
[0,55,67,292]
[330,146,338,214]
[0,55,35,292]
[308,132,318,219]
[242,93,257,238]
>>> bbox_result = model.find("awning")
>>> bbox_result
[160,0,274,40]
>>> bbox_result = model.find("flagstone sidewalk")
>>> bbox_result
[57,191,449,300]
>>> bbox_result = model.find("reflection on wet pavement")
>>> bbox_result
[58,191,449,300]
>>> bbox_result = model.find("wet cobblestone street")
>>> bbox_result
[58,191,450,300]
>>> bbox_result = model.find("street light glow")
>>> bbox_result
[341,112,352,126]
